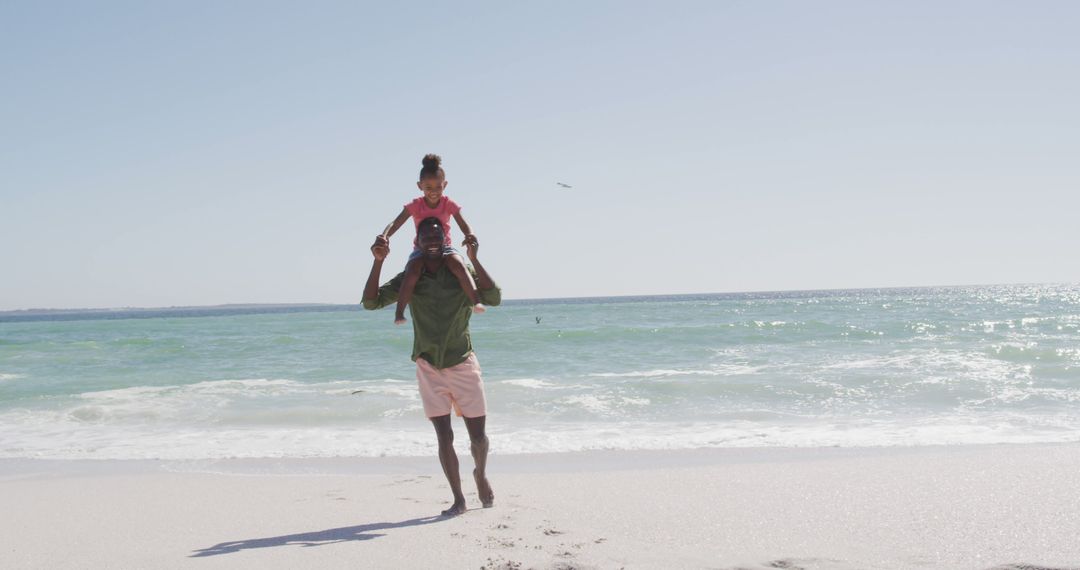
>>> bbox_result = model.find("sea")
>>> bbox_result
[1,284,1078,460]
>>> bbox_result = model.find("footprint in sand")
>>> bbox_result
[383,477,428,487]
[717,559,848,570]
[486,537,517,548]
[481,556,522,570]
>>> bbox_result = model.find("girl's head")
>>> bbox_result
[417,153,447,205]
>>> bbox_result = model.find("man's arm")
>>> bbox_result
[362,235,403,310]
[465,236,500,306]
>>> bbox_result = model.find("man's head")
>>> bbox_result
[417,216,446,259]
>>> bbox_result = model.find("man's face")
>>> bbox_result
[417,224,445,259]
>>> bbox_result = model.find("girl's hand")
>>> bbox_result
[464,235,479,259]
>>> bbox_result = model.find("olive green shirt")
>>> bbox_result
[362,264,501,369]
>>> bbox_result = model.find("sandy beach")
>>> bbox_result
[3,443,1079,569]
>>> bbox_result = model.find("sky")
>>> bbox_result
[2,1,1078,310]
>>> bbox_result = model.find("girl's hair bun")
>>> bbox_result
[422,154,442,169]
[419,153,445,180]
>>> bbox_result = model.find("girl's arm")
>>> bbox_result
[452,211,476,244]
[382,207,411,238]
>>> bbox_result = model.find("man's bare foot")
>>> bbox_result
[394,317,407,325]
[474,468,494,508]
[472,303,486,315]
[440,499,467,517]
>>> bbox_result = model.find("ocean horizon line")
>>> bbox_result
[1,280,1075,323]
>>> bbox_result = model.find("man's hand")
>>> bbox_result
[465,234,495,292]
[463,234,479,260]
[371,235,390,261]
[363,235,389,307]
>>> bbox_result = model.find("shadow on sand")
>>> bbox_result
[189,515,447,557]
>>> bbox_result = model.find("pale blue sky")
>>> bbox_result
[2,1,1078,310]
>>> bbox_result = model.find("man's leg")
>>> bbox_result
[430,414,467,516]
[464,415,494,508]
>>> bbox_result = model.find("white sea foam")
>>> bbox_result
[558,395,614,415]
[821,348,1026,379]
[498,378,590,390]
[79,378,415,400]
[12,378,426,429]
[357,385,420,399]
[321,379,407,396]
[589,364,763,379]
[556,394,652,416]
[501,378,559,389]
[0,373,24,381]
[380,404,425,418]
[3,415,1079,460]
[822,354,922,370]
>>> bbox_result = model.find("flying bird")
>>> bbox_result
[556,182,572,188]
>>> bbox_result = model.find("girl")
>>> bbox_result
[380,154,485,324]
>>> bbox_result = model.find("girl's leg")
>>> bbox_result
[395,259,423,324]
[445,254,485,314]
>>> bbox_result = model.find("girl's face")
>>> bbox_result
[416,176,447,206]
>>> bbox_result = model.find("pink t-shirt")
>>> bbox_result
[404,196,461,247]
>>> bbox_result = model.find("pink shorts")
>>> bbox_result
[415,353,487,418]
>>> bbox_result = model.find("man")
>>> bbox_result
[363,216,500,516]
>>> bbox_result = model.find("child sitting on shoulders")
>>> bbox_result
[380,153,485,324]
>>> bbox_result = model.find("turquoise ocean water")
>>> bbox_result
[1,284,1078,459]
